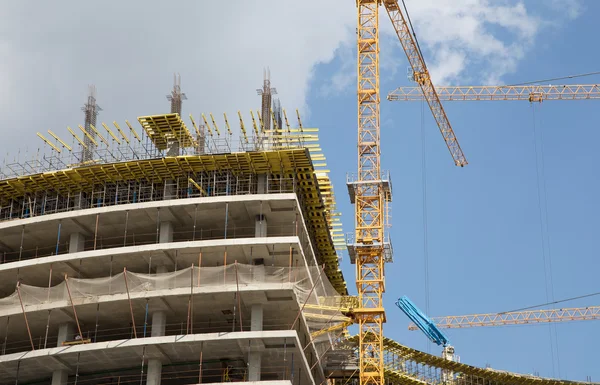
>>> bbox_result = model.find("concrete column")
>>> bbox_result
[151,311,167,337]
[51,369,69,385]
[255,215,267,237]
[146,359,162,385]
[57,322,75,346]
[248,351,262,381]
[251,304,263,332]
[159,221,173,243]
[68,232,85,253]
[257,174,267,194]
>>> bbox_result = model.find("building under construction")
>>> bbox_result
[0,75,595,385]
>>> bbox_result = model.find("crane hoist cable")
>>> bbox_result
[505,71,600,87]
[401,0,425,62]
[531,103,560,377]
[420,99,431,353]
[501,290,600,313]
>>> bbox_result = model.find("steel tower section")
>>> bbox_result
[81,85,101,162]
[167,73,187,115]
[349,2,391,385]
[257,68,277,149]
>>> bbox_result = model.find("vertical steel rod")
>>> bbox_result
[18,226,24,260]
[197,252,202,287]
[199,348,203,383]
[43,310,51,349]
[124,210,129,247]
[47,264,53,301]
[223,249,227,284]
[234,261,243,331]
[289,246,293,282]
[190,263,194,334]
[94,214,99,250]
[55,222,61,255]
[193,205,198,241]
[224,203,229,239]
[143,300,149,338]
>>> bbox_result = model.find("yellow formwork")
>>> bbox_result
[138,113,196,150]
[0,148,347,295]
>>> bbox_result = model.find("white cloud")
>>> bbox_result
[321,1,579,92]
[0,0,355,158]
[0,1,582,160]
[401,1,540,85]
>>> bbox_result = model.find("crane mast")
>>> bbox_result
[352,2,465,385]
[354,3,386,385]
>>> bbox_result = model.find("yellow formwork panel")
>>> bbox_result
[138,113,196,150]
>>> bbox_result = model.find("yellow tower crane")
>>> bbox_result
[351,2,466,385]
[387,84,600,102]
[407,305,600,330]
[387,82,600,338]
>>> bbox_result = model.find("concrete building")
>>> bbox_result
[0,112,348,385]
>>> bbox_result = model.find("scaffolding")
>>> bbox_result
[0,110,316,181]
[0,172,295,221]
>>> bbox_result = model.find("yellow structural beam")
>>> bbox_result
[37,133,61,153]
[47,130,72,151]
[89,124,109,146]
[125,120,141,142]
[113,122,130,144]
[67,127,88,150]
[102,123,121,144]
[78,125,98,146]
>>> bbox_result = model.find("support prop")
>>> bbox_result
[64,274,85,341]
[16,282,35,351]
[123,268,138,338]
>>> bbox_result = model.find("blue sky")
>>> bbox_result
[0,0,596,381]
[305,2,599,380]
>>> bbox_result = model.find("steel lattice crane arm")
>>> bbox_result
[382,0,467,167]
[388,84,600,102]
[408,305,600,330]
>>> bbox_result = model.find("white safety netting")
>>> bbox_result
[1,263,349,343]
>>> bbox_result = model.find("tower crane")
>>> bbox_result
[407,305,600,330]
[350,2,466,385]
[387,84,600,102]
[387,81,600,337]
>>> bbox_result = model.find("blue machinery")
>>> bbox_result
[395,296,456,362]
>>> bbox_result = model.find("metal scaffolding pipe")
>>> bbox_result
[55,221,61,255]
[16,282,35,351]
[290,265,325,330]
[197,251,202,287]
[94,214,99,250]
[123,268,138,338]
[64,274,85,341]
[234,261,243,331]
